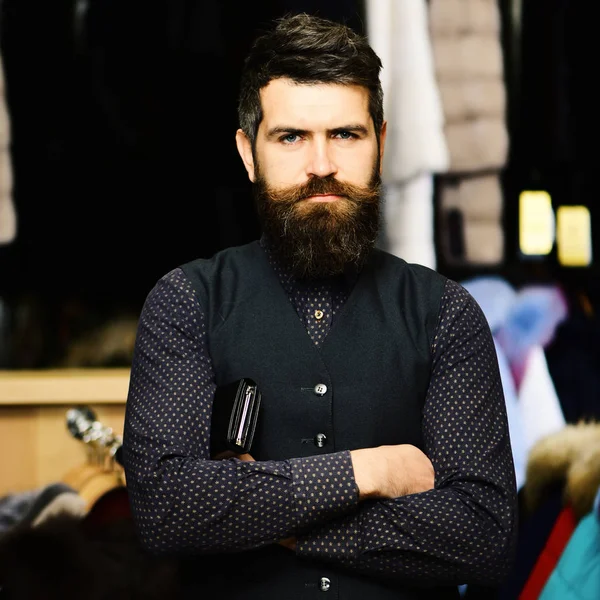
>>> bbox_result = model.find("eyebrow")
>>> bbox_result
[265,124,369,139]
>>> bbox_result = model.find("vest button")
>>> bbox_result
[319,576,331,592]
[314,383,328,396]
[314,433,327,448]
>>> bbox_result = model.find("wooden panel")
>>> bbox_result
[0,368,131,405]
[0,407,38,494]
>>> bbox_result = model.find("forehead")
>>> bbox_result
[259,78,371,130]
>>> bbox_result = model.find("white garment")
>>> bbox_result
[0,150,15,245]
[519,345,567,459]
[0,55,15,245]
[366,0,448,182]
[381,175,436,270]
[366,0,448,267]
[494,338,526,491]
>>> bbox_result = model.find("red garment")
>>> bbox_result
[84,486,131,529]
[519,503,577,599]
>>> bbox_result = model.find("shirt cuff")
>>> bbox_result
[289,450,359,533]
[295,509,361,564]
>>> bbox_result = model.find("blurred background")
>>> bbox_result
[0,0,597,370]
[0,1,599,598]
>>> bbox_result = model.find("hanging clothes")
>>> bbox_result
[0,52,15,245]
[0,511,181,598]
[520,504,577,600]
[467,422,600,600]
[429,0,509,266]
[366,0,448,270]
[379,174,438,270]
[545,294,600,423]
[539,487,600,600]
[517,345,567,459]
[437,173,504,266]
[0,482,86,534]
[525,427,600,599]
[524,422,600,522]
[461,275,568,491]
[493,338,526,491]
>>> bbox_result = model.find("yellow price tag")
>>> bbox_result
[557,205,592,267]
[519,190,555,255]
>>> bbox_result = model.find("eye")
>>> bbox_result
[280,133,300,144]
[334,131,357,140]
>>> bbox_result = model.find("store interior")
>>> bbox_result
[0,1,599,598]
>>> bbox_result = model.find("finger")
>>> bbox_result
[236,453,255,462]
[213,450,236,460]
[278,536,297,550]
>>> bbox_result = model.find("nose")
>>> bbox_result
[306,138,337,179]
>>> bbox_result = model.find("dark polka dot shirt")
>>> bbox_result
[123,241,517,586]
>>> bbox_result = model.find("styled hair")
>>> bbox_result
[237,13,384,146]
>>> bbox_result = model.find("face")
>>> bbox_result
[236,78,387,279]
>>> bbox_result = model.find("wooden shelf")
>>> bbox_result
[0,368,131,406]
[0,369,130,494]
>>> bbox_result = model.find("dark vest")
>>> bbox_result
[179,241,458,600]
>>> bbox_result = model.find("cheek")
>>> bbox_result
[336,147,377,184]
[260,148,307,187]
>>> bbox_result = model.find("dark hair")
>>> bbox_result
[238,13,384,146]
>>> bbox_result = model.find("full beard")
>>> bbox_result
[254,168,382,280]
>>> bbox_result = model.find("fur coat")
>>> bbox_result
[0,514,180,599]
[525,421,600,522]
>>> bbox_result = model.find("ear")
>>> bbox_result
[235,129,256,183]
[378,120,387,175]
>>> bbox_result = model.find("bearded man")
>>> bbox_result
[122,13,517,600]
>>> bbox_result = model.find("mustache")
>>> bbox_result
[261,175,380,205]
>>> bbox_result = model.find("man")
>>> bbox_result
[122,13,517,599]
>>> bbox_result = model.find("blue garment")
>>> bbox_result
[539,493,600,600]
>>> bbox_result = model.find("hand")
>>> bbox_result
[212,451,255,461]
[350,444,434,500]
[236,453,255,462]
[278,536,297,551]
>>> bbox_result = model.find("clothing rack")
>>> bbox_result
[0,368,128,496]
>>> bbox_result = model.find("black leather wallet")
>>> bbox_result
[210,378,262,458]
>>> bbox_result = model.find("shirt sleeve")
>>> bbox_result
[295,279,518,586]
[122,268,358,557]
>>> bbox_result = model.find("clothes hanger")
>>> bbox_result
[62,406,126,513]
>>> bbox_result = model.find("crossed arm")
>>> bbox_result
[122,269,517,586]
